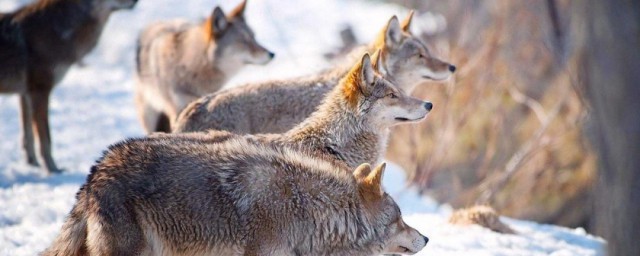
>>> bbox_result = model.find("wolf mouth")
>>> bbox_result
[423,75,447,81]
[395,116,425,122]
[399,246,414,253]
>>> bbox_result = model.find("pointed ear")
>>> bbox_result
[371,49,386,75]
[230,0,247,18]
[364,163,386,196]
[384,16,402,48]
[401,10,415,33]
[353,163,372,181]
[210,7,228,37]
[360,53,376,88]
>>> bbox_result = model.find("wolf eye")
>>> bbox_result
[389,93,398,99]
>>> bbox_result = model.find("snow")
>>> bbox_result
[0,0,605,255]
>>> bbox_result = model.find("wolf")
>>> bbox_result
[0,0,138,174]
[42,132,428,256]
[134,0,274,133]
[217,52,431,169]
[173,11,454,134]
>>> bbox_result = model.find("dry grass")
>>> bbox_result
[385,0,596,227]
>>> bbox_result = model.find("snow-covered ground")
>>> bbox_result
[0,0,605,255]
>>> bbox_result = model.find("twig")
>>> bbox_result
[478,81,571,203]
[508,87,548,125]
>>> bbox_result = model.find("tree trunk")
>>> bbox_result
[575,0,640,254]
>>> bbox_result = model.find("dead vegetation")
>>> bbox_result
[448,205,516,234]
[385,0,596,228]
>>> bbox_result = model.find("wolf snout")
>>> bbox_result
[268,51,275,59]
[423,235,429,245]
[423,102,433,111]
[448,65,457,73]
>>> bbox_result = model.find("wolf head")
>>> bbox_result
[205,1,274,67]
[354,163,428,255]
[99,0,138,10]
[374,12,455,93]
[342,52,432,128]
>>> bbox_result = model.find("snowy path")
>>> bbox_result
[0,0,604,255]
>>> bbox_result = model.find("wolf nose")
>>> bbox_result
[424,102,433,111]
[423,235,429,245]
[448,65,457,73]
[268,52,275,59]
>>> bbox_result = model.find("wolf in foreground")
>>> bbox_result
[43,132,428,255]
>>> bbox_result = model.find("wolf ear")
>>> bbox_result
[230,0,247,18]
[210,7,228,37]
[384,16,402,48]
[401,10,415,33]
[362,163,386,196]
[353,163,372,181]
[360,53,376,88]
[371,49,386,75]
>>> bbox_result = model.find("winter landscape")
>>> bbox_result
[0,0,605,255]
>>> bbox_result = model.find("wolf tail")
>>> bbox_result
[41,189,89,256]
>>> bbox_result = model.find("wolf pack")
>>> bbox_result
[1,0,457,255]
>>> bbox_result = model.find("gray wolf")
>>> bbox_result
[43,132,428,255]
[225,52,432,169]
[0,0,138,174]
[134,0,274,133]
[173,12,454,134]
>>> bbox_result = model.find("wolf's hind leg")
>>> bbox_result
[135,88,168,134]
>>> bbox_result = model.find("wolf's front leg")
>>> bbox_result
[19,94,38,166]
[29,88,62,174]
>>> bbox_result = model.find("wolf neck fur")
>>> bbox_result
[283,80,388,168]
[307,197,385,254]
[289,171,385,254]
[174,24,231,89]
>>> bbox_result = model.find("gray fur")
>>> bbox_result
[43,132,427,255]
[135,1,273,133]
[173,14,455,134]
[0,0,137,174]
[180,53,431,169]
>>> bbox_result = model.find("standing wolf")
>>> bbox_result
[134,0,274,133]
[43,132,428,255]
[174,12,454,134]
[265,52,432,168]
[0,0,138,174]
[195,52,430,169]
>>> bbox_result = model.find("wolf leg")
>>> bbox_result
[30,89,62,174]
[135,87,169,134]
[19,94,38,166]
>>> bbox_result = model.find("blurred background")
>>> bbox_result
[385,0,593,229]
[1,0,637,254]
[381,0,639,254]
